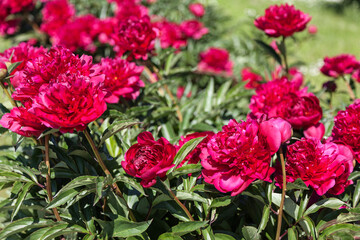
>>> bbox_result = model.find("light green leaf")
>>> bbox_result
[242,226,260,240]
[0,217,54,239]
[11,182,34,221]
[304,198,345,216]
[170,221,208,236]
[99,120,140,147]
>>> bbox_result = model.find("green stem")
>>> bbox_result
[276,146,286,240]
[44,135,62,221]
[0,81,17,107]
[83,129,137,222]
[167,187,194,221]
[281,37,289,75]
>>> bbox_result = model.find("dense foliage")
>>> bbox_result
[0,0,360,239]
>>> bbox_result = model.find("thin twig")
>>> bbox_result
[0,81,17,107]
[83,129,137,222]
[44,135,62,221]
[276,146,286,240]
[342,76,355,101]
[166,187,194,221]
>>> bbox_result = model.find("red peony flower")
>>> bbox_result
[29,77,106,133]
[241,68,263,89]
[201,118,287,196]
[180,20,208,40]
[275,138,354,195]
[41,0,75,36]
[0,42,47,87]
[111,16,157,60]
[189,3,205,18]
[198,47,233,76]
[332,101,360,163]
[12,46,102,103]
[113,0,148,20]
[51,15,99,52]
[97,57,144,103]
[249,78,322,129]
[177,131,214,167]
[322,80,337,92]
[320,54,360,78]
[352,69,360,83]
[254,4,311,38]
[0,3,19,35]
[10,46,106,133]
[122,132,176,187]
[153,20,187,49]
[304,122,325,140]
[0,106,46,137]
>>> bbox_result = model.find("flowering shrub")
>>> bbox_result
[0,1,359,239]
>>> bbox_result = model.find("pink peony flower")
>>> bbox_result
[198,47,233,76]
[0,106,46,137]
[308,24,317,34]
[275,138,354,196]
[352,69,360,83]
[51,15,99,52]
[180,20,208,40]
[201,119,283,196]
[94,17,118,44]
[332,101,360,163]
[97,57,144,103]
[304,122,325,140]
[320,54,360,78]
[249,78,322,129]
[0,42,47,87]
[153,20,187,49]
[177,131,214,167]
[111,16,157,60]
[122,132,176,188]
[259,117,292,151]
[0,4,19,35]
[189,3,205,18]
[254,4,311,38]
[241,68,263,89]
[113,0,148,20]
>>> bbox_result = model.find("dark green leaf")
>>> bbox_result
[353,180,360,207]
[257,206,270,233]
[11,182,34,221]
[99,120,140,146]
[0,217,54,239]
[158,233,183,240]
[242,226,260,240]
[7,61,22,74]
[214,233,236,240]
[272,192,299,219]
[254,39,282,65]
[286,178,309,191]
[304,198,346,216]
[210,196,232,209]
[170,221,207,236]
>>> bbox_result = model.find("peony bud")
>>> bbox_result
[304,122,325,140]
[260,117,292,154]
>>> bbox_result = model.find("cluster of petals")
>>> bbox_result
[275,137,354,196]
[249,78,322,129]
[153,20,187,49]
[180,20,208,40]
[200,118,291,196]
[122,132,176,188]
[320,54,360,78]
[198,47,233,76]
[111,0,148,20]
[332,101,360,163]
[0,46,107,135]
[176,131,215,167]
[0,42,47,87]
[254,4,311,38]
[97,57,144,103]
[189,3,205,18]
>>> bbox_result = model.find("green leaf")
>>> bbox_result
[304,198,346,216]
[299,216,317,239]
[242,226,260,240]
[216,81,232,106]
[168,136,206,173]
[286,178,309,191]
[37,128,59,139]
[0,217,54,239]
[99,120,140,146]
[319,224,360,239]
[204,78,214,112]
[169,221,208,236]
[254,39,282,65]
[214,233,236,240]
[353,180,360,207]
[272,192,299,220]
[168,164,202,179]
[158,233,183,240]
[287,227,297,240]
[11,182,34,221]
[96,218,152,238]
[47,188,79,208]
[209,196,232,209]
[257,206,270,233]
[161,122,176,140]
[114,175,146,196]
[175,191,208,204]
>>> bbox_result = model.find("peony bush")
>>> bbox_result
[0,0,360,239]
